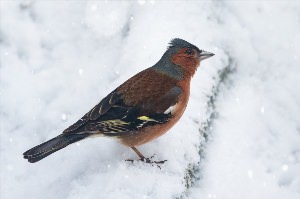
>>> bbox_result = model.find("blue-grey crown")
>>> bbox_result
[168,38,200,52]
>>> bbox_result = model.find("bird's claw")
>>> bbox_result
[125,155,167,169]
[143,157,167,164]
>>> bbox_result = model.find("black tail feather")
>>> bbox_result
[23,133,89,163]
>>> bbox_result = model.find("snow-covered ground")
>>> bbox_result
[1,1,299,199]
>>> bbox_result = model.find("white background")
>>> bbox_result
[1,1,300,199]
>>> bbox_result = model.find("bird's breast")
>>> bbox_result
[119,83,190,147]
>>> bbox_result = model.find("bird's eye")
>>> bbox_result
[185,48,193,55]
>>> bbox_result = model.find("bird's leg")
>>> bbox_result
[126,146,167,166]
[131,146,146,160]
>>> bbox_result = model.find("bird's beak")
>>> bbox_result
[199,50,215,61]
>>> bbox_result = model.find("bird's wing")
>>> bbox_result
[63,90,122,133]
[63,85,182,136]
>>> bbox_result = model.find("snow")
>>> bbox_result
[1,1,300,199]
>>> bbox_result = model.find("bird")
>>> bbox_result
[23,38,214,164]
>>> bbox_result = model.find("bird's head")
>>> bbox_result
[153,38,214,79]
[164,38,214,77]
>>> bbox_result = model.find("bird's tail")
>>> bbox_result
[23,133,90,163]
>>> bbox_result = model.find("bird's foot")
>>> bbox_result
[126,155,167,169]
[142,155,167,164]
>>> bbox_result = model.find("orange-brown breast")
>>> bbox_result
[118,71,192,147]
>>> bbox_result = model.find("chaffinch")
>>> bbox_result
[23,38,214,164]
